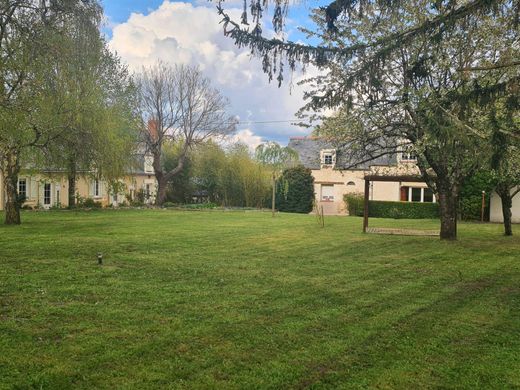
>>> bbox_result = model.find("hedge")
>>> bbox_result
[344,194,439,219]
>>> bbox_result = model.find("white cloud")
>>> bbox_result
[231,129,264,153]
[108,1,315,148]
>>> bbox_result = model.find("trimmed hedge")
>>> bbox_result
[344,194,439,219]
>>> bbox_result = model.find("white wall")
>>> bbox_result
[490,188,520,223]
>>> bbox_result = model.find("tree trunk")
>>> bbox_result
[68,160,76,208]
[497,186,513,236]
[155,176,168,206]
[271,172,276,217]
[2,150,21,225]
[437,189,458,240]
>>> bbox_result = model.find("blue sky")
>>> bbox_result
[102,0,326,149]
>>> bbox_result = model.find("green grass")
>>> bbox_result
[1,210,519,389]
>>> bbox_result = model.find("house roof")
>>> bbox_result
[288,137,397,170]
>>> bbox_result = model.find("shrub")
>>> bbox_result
[344,193,365,217]
[162,202,176,208]
[82,198,103,209]
[459,170,495,221]
[344,194,439,219]
[276,166,314,213]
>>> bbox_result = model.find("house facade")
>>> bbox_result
[489,188,520,223]
[288,137,434,215]
[0,155,157,210]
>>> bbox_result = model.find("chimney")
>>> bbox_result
[148,119,159,141]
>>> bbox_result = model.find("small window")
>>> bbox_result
[144,155,154,173]
[44,183,51,205]
[324,154,333,165]
[321,184,334,201]
[411,187,422,202]
[346,181,356,186]
[94,180,100,197]
[401,145,417,161]
[145,184,151,198]
[423,188,434,203]
[18,179,27,198]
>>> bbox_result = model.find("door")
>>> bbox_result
[43,183,51,207]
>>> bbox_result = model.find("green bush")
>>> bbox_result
[344,193,365,217]
[82,198,103,209]
[276,166,314,213]
[344,194,439,219]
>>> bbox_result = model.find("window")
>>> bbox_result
[346,181,356,186]
[94,180,100,197]
[320,149,336,166]
[44,183,51,205]
[321,184,334,201]
[401,145,417,161]
[411,187,422,202]
[324,154,333,165]
[423,188,434,203]
[144,155,154,173]
[404,187,436,203]
[18,179,27,199]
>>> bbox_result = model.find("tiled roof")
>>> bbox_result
[288,137,397,170]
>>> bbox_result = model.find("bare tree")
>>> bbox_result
[137,63,237,205]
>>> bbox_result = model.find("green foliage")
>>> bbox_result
[344,193,439,219]
[162,202,218,210]
[344,193,365,217]
[459,170,496,221]
[192,142,271,208]
[81,198,103,209]
[163,141,194,203]
[276,166,314,213]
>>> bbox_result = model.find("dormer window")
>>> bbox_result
[144,155,154,173]
[320,149,336,167]
[400,145,417,162]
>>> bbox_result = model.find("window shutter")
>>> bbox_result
[30,178,38,199]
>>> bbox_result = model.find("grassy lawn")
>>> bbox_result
[1,210,519,389]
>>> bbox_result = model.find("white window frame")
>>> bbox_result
[320,149,336,167]
[400,145,417,162]
[18,178,27,199]
[407,187,436,203]
[94,179,100,198]
[321,184,335,201]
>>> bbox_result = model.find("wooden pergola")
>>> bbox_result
[362,174,438,236]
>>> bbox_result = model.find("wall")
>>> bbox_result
[0,172,158,210]
[490,189,520,223]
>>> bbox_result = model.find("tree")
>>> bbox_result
[488,101,520,236]
[255,141,298,216]
[136,63,237,206]
[276,166,315,213]
[0,0,104,224]
[41,8,138,207]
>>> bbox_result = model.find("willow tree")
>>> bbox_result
[255,141,298,216]
[0,0,105,224]
[43,21,138,207]
[217,0,519,240]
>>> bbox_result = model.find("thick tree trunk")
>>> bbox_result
[497,187,513,236]
[68,168,76,208]
[67,157,77,208]
[2,151,21,225]
[271,172,276,217]
[437,189,458,240]
[155,177,168,206]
